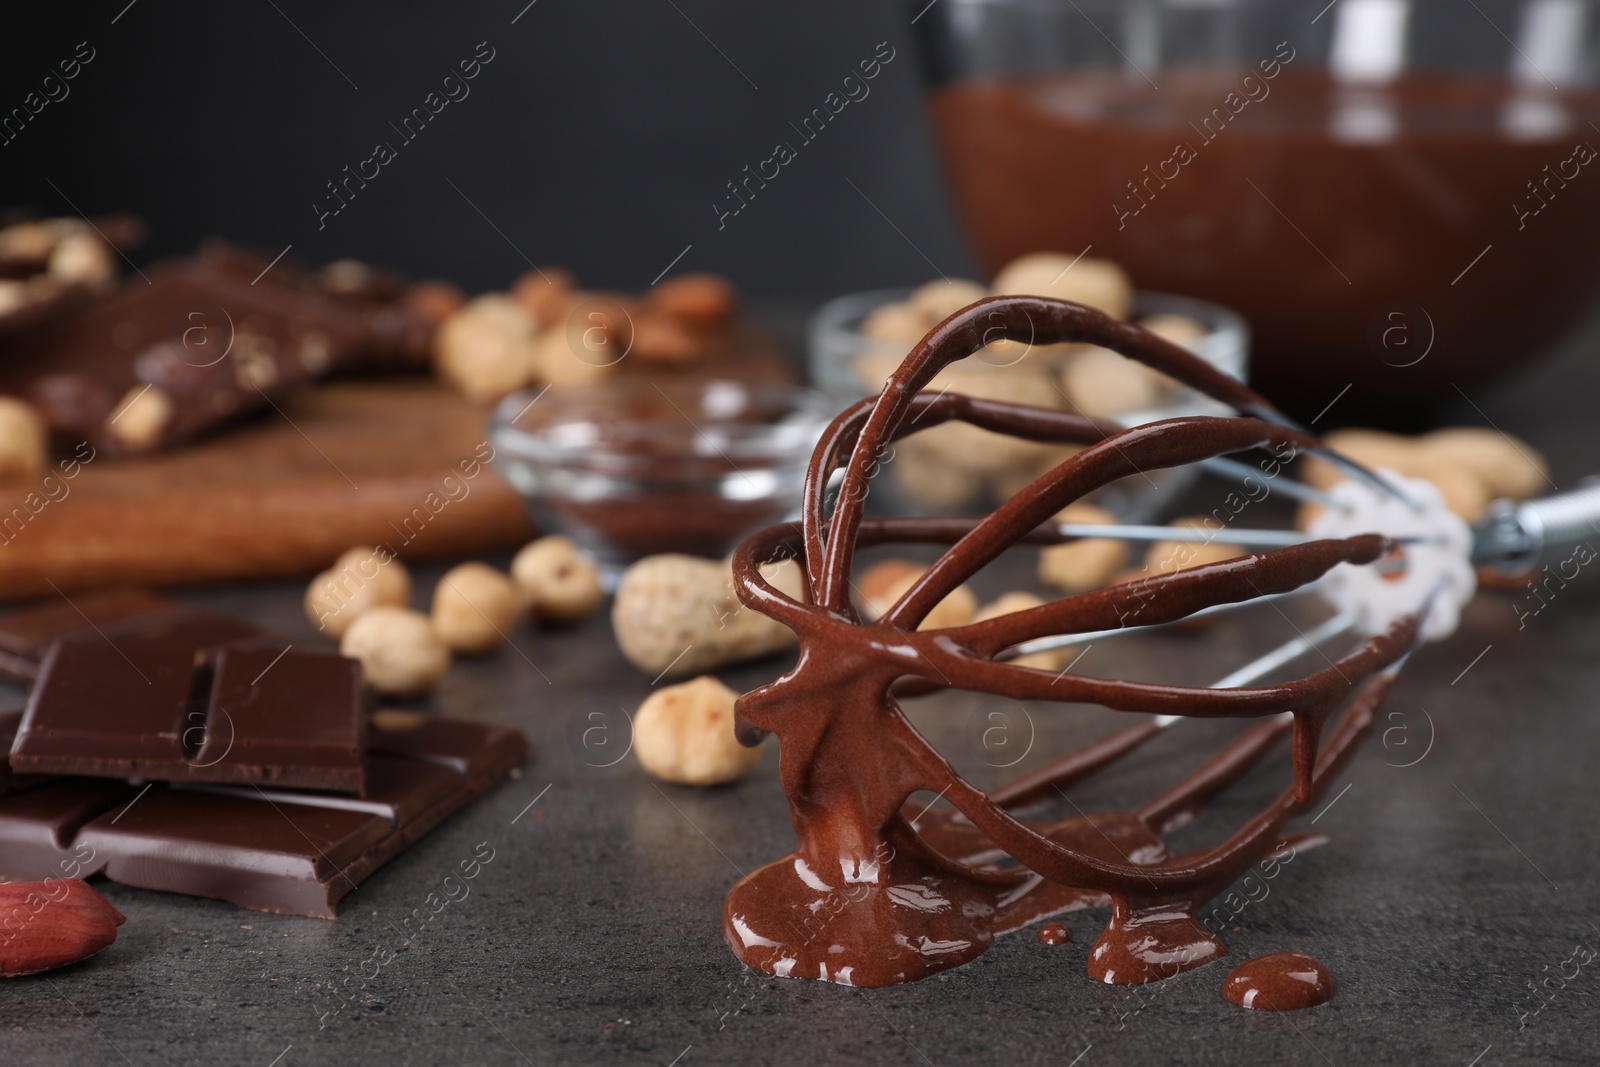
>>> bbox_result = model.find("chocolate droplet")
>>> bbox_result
[1038,922,1070,946]
[1222,952,1334,1010]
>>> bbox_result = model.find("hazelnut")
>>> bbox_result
[401,280,467,328]
[891,440,985,509]
[859,301,927,343]
[992,253,1134,320]
[304,546,413,637]
[628,312,701,367]
[432,562,518,653]
[340,606,450,697]
[511,268,575,327]
[1418,464,1492,523]
[975,591,1068,672]
[633,675,762,786]
[0,220,67,264]
[1061,348,1168,418]
[650,273,736,331]
[511,535,604,623]
[906,278,988,323]
[0,397,48,480]
[1038,503,1129,593]
[105,384,174,452]
[434,294,537,402]
[0,280,28,317]
[857,558,977,630]
[533,325,617,386]
[47,232,116,288]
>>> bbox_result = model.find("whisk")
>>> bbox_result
[719,295,1599,990]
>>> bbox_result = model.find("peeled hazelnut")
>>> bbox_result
[0,878,126,978]
[907,278,989,323]
[0,280,28,316]
[432,562,518,653]
[650,273,736,331]
[1300,428,1413,490]
[1146,516,1241,575]
[533,325,616,386]
[340,606,451,697]
[511,535,604,623]
[628,312,701,367]
[47,232,116,288]
[992,253,1134,320]
[401,280,467,328]
[1138,313,1208,350]
[105,384,173,452]
[434,294,537,402]
[0,397,48,480]
[1061,348,1168,418]
[860,301,927,343]
[511,268,575,327]
[633,675,762,786]
[1038,503,1129,593]
[304,546,412,637]
[891,442,984,509]
[856,559,977,630]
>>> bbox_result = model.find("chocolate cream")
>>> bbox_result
[722,296,1417,997]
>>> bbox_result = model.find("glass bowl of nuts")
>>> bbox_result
[809,253,1247,519]
[489,378,833,572]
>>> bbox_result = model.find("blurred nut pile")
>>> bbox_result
[432,269,739,402]
[304,536,603,696]
[851,252,1211,510]
[1299,426,1549,525]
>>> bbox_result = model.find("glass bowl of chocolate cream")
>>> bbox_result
[489,379,832,570]
[811,285,1247,518]
[913,0,1600,420]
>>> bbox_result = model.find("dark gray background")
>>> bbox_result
[0,0,971,297]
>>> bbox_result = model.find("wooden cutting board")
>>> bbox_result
[0,378,536,600]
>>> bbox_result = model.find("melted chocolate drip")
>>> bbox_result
[723,296,1418,989]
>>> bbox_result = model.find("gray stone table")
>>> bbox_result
[3,309,1598,1066]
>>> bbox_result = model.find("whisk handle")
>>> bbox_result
[1472,478,1600,579]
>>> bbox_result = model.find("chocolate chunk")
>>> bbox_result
[0,718,528,917]
[10,639,366,795]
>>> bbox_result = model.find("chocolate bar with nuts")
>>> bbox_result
[9,638,368,795]
[0,716,527,917]
[0,242,431,455]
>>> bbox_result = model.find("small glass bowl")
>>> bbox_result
[489,379,833,571]
[808,288,1249,519]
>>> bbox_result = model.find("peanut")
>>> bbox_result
[974,591,1067,671]
[856,558,977,630]
[612,554,807,679]
[991,253,1134,320]
[1146,516,1241,574]
[1038,503,1128,592]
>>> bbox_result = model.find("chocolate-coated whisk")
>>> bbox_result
[718,295,1588,991]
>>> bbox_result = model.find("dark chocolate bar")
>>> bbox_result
[0,589,264,684]
[0,717,528,917]
[9,638,366,794]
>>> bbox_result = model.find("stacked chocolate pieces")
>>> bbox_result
[0,590,528,917]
